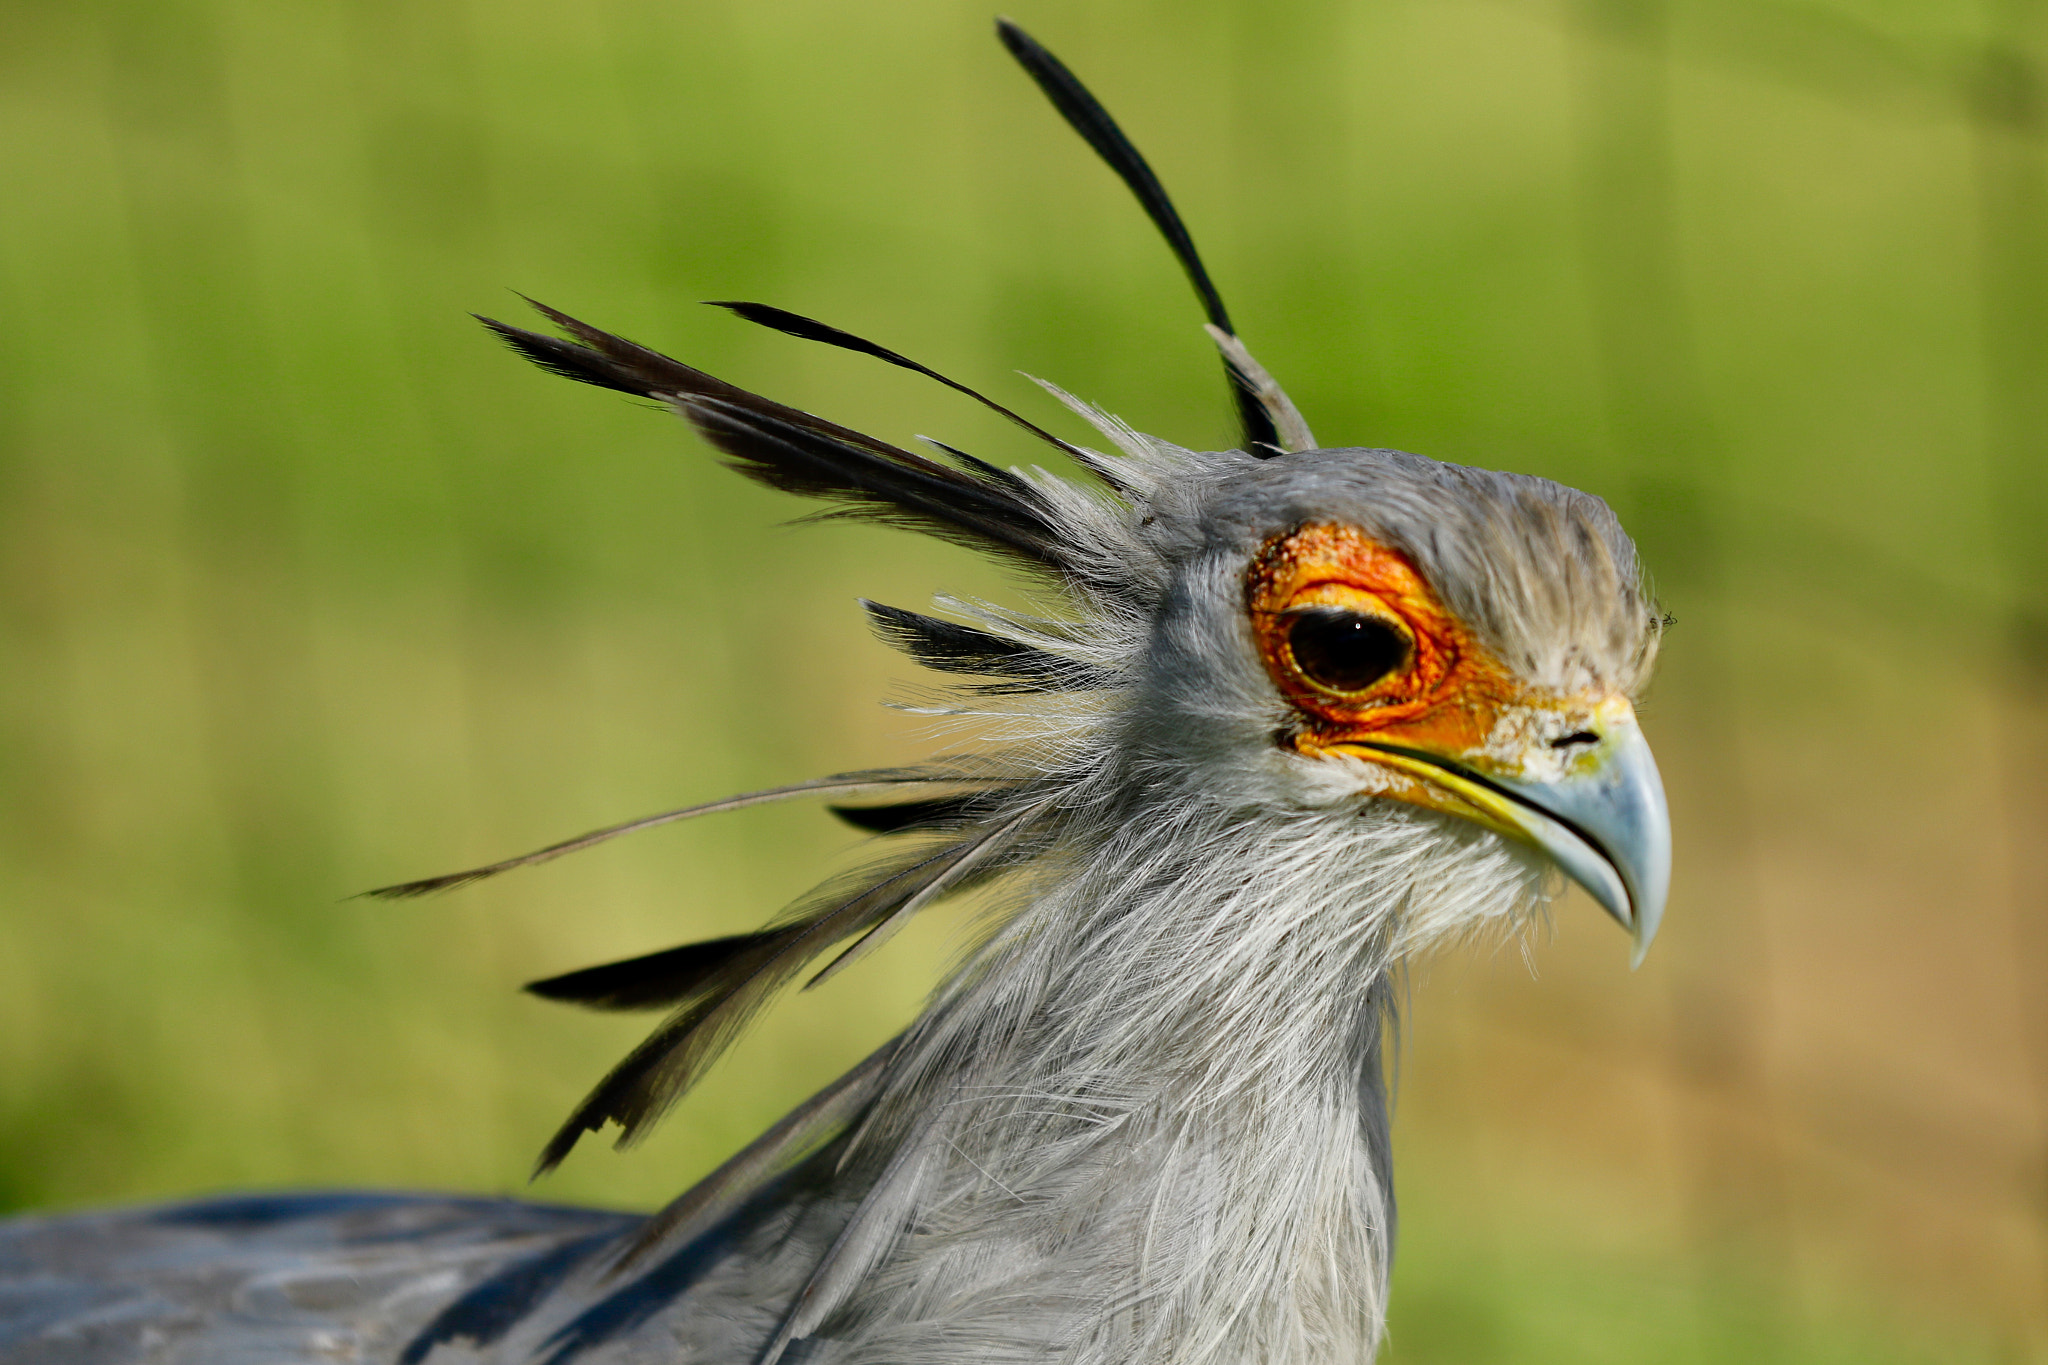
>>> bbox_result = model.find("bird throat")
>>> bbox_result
[793,798,1484,1365]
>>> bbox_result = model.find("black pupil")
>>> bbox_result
[1286,610,1409,693]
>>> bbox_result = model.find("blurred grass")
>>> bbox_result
[0,0,2038,1359]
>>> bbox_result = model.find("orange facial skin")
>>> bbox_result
[1245,523,1528,772]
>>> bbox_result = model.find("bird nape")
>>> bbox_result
[0,19,1671,1365]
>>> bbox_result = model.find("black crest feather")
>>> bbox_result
[830,793,999,835]
[443,27,1306,1187]
[532,810,1043,1176]
[525,934,783,1013]
[861,599,1111,692]
[996,19,1282,457]
[478,300,1080,572]
[709,302,1081,459]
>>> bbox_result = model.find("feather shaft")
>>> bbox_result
[361,769,982,899]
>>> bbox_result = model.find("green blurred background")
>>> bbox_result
[2,0,2043,1359]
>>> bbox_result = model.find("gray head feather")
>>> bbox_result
[713,412,1660,1365]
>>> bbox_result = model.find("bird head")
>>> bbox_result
[388,20,1673,1171]
[1101,444,1669,964]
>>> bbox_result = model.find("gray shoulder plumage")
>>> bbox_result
[0,1193,643,1364]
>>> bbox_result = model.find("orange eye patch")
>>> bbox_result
[1246,523,1518,751]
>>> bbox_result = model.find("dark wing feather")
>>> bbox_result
[995,19,1282,456]
[0,1194,641,1365]
[478,302,1078,571]
[861,599,1111,691]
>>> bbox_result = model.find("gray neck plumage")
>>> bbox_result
[789,792,1462,1365]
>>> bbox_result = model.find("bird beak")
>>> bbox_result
[1344,706,1671,965]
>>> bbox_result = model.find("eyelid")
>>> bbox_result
[1278,602,1401,621]
[1269,600,1416,638]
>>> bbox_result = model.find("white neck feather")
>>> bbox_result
[814,795,1544,1365]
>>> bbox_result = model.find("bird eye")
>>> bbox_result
[1285,609,1411,694]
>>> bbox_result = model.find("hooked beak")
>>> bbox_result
[1346,712,1671,966]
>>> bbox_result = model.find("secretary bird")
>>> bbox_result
[0,21,1670,1365]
